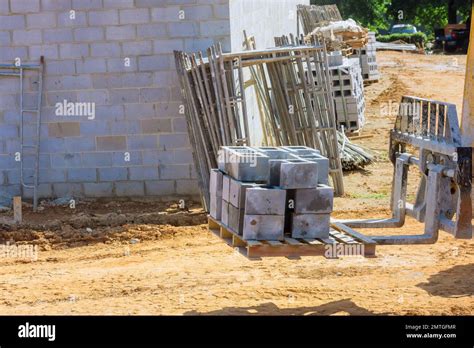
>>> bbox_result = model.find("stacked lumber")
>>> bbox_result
[174,39,345,209]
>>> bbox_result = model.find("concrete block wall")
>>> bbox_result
[0,0,231,199]
[229,0,309,146]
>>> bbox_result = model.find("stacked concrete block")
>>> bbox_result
[209,169,223,221]
[218,146,270,182]
[280,146,329,186]
[220,174,231,226]
[330,57,366,132]
[354,32,380,83]
[243,187,286,240]
[228,178,261,234]
[210,146,333,241]
[291,184,333,239]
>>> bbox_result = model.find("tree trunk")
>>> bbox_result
[448,0,458,24]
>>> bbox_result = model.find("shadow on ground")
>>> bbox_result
[184,299,386,316]
[417,263,474,298]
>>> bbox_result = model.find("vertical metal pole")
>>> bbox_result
[461,4,474,147]
[33,56,44,211]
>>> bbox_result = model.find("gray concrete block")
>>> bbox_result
[45,60,76,75]
[140,118,172,133]
[279,159,318,189]
[128,134,158,150]
[199,20,230,36]
[256,146,296,160]
[145,180,175,196]
[280,146,320,157]
[159,133,190,150]
[0,31,10,45]
[229,178,257,209]
[137,23,167,38]
[82,152,113,167]
[51,153,82,168]
[52,183,83,198]
[42,0,73,11]
[29,45,59,60]
[67,168,97,182]
[11,0,39,13]
[159,164,189,180]
[153,39,184,54]
[221,200,229,226]
[119,8,149,24]
[84,182,113,197]
[57,11,87,27]
[99,167,127,181]
[210,169,223,197]
[106,25,136,40]
[74,27,104,42]
[0,15,25,30]
[115,181,145,196]
[243,215,285,241]
[269,159,286,187]
[129,166,159,180]
[12,30,42,45]
[122,41,153,56]
[104,0,134,8]
[138,55,170,71]
[72,0,102,9]
[46,75,92,90]
[140,87,170,102]
[210,196,222,220]
[167,22,198,38]
[222,174,230,202]
[219,146,270,182]
[183,5,213,20]
[228,204,244,235]
[297,154,330,185]
[209,170,223,221]
[44,28,73,43]
[176,179,199,195]
[91,42,121,57]
[96,136,127,151]
[294,184,334,214]
[88,10,119,26]
[244,187,286,215]
[59,43,89,59]
[109,88,139,104]
[291,213,330,239]
[150,6,180,21]
[27,12,57,28]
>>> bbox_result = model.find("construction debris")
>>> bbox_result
[174,40,345,209]
[297,4,380,84]
[375,41,418,52]
[297,4,343,34]
[306,19,369,51]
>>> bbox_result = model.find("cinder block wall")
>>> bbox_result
[0,0,230,199]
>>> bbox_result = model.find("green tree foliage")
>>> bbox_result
[311,0,471,34]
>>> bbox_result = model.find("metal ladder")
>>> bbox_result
[0,56,44,211]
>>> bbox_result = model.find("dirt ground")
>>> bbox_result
[0,51,472,315]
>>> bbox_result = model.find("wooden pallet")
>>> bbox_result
[208,216,376,259]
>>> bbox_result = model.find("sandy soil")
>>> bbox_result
[0,51,472,315]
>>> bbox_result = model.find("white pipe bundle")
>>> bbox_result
[338,131,374,171]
